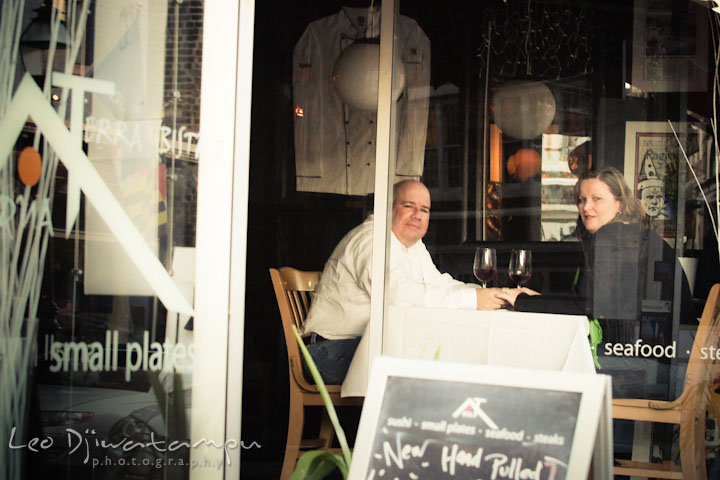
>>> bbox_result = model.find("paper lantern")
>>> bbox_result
[492,81,556,140]
[507,148,541,181]
[332,39,406,111]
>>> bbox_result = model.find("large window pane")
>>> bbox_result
[1,1,214,478]
[243,0,720,477]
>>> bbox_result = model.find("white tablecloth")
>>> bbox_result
[341,306,596,397]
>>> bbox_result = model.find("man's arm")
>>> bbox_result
[389,244,536,310]
[415,246,539,309]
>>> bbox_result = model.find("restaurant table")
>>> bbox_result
[341,305,596,397]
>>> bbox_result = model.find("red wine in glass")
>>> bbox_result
[508,249,532,288]
[474,266,498,283]
[473,247,497,288]
[509,272,532,286]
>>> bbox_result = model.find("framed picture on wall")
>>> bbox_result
[623,121,698,237]
[631,0,708,92]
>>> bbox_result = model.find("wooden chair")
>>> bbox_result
[612,284,720,479]
[269,267,363,480]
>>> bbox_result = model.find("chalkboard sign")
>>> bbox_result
[349,357,611,480]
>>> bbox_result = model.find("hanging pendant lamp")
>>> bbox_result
[492,80,556,140]
[332,38,406,111]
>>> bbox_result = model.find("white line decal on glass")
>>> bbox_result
[0,74,194,315]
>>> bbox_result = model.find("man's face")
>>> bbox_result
[391,182,431,247]
[640,186,665,218]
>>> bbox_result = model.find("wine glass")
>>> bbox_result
[473,247,497,288]
[508,249,532,288]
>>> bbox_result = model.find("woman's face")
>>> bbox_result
[577,178,622,233]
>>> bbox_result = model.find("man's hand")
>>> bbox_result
[475,288,508,310]
[476,287,539,310]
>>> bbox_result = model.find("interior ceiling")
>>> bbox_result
[255,0,713,118]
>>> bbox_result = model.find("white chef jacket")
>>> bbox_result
[292,6,431,195]
[303,215,478,339]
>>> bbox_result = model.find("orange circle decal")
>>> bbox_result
[18,147,42,186]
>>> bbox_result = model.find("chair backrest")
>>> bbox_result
[683,284,720,402]
[269,267,321,365]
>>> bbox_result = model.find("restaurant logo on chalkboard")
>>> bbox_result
[363,376,580,479]
[452,397,499,428]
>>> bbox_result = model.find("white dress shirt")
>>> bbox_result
[303,215,478,339]
[292,6,431,195]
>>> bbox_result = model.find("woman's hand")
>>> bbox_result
[496,287,540,307]
[475,287,536,310]
[476,287,540,310]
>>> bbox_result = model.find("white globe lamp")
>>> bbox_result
[492,81,556,140]
[332,39,406,111]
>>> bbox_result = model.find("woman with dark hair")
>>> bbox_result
[515,166,695,366]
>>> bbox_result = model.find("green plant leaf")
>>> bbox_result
[290,451,349,480]
[589,318,603,370]
[291,325,352,469]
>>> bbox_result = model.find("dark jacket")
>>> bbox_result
[514,220,694,344]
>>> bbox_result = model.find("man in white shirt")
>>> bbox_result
[303,180,533,383]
